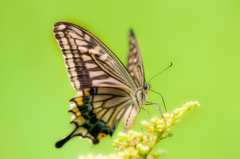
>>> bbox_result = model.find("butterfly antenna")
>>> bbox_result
[147,62,173,84]
[149,89,167,112]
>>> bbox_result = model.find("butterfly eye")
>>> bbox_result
[143,84,148,90]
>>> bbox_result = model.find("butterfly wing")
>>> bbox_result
[54,22,137,91]
[53,22,137,147]
[127,30,145,87]
[55,87,132,147]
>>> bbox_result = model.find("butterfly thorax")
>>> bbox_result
[123,84,151,131]
[142,84,151,102]
[136,84,151,106]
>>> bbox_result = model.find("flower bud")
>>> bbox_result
[119,145,125,151]
[140,146,149,152]
[167,132,173,137]
[136,143,143,150]
[129,130,138,137]
[156,124,163,129]
[150,116,159,124]
[127,130,134,135]
[193,101,200,107]
[128,147,135,154]
[163,113,170,118]
[118,132,125,137]
[113,139,120,146]
[135,132,143,138]
[77,155,86,159]
[147,125,154,133]
[117,152,125,157]
[148,125,154,131]
[130,142,135,146]
[141,120,148,126]
[133,137,139,143]
[173,108,181,115]
[142,138,148,145]
[174,119,180,124]
[86,153,94,159]
[95,154,104,159]
[180,107,187,112]
[109,153,120,159]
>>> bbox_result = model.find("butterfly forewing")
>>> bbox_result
[127,30,145,87]
[53,22,137,91]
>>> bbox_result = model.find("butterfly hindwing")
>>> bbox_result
[55,87,133,147]
[127,30,145,87]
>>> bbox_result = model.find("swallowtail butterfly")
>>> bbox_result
[53,22,152,148]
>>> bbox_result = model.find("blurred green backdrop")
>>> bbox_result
[1,0,240,159]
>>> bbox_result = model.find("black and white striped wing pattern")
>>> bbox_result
[54,22,137,91]
[127,30,145,87]
[53,22,138,147]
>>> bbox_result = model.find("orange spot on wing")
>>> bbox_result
[84,88,91,96]
[75,98,83,105]
[92,109,99,119]
[98,133,107,140]
[73,108,81,116]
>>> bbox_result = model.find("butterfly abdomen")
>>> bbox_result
[123,104,139,131]
[123,88,148,131]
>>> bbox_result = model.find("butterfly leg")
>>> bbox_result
[141,106,151,121]
[136,119,144,133]
[145,102,167,123]
[146,102,163,116]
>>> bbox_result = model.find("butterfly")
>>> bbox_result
[53,22,152,148]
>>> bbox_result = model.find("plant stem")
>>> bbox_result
[143,132,162,158]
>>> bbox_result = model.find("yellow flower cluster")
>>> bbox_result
[142,101,200,138]
[78,153,121,159]
[113,130,157,158]
[77,101,200,159]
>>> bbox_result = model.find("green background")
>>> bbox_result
[1,0,239,158]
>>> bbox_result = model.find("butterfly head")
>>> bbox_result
[141,84,151,103]
[143,84,151,91]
